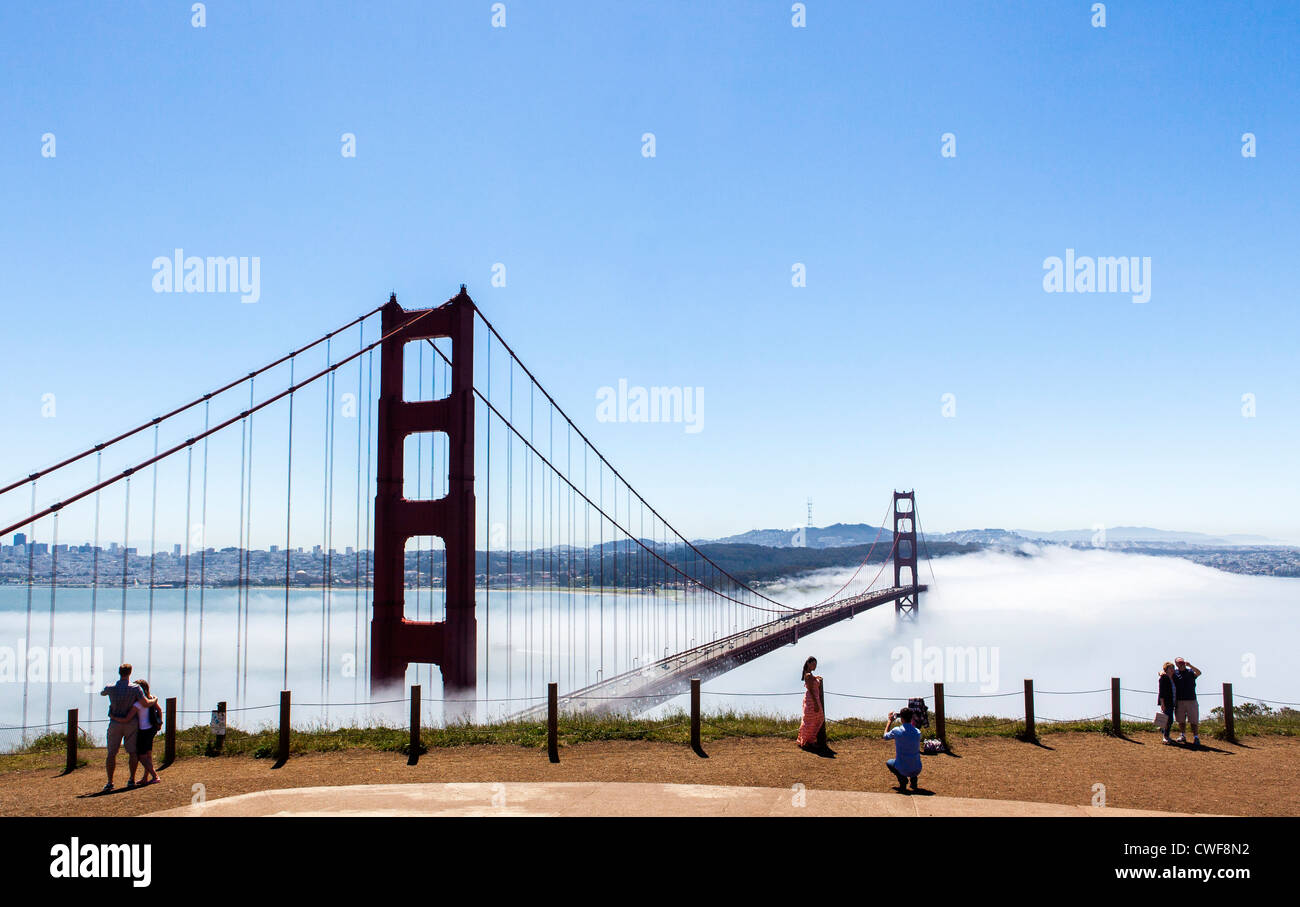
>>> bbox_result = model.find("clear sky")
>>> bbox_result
[1,1,1297,543]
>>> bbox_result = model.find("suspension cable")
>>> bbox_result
[0,306,384,497]
[1,306,440,541]
[463,308,794,611]
[424,337,800,614]
[808,498,894,606]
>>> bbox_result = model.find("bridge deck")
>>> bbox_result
[513,583,927,719]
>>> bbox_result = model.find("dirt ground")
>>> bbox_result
[2,732,1297,817]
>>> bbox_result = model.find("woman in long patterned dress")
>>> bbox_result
[796,656,824,750]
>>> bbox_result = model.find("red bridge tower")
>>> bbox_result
[893,490,919,619]
[370,289,477,711]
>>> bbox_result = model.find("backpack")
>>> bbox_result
[149,700,164,729]
[907,697,930,728]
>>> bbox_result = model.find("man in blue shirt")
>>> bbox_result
[1172,657,1202,745]
[883,706,924,792]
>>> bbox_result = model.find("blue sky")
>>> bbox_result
[1,1,1297,543]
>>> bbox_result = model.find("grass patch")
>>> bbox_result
[3,703,1296,769]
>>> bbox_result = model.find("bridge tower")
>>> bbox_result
[371,289,476,714]
[892,490,920,619]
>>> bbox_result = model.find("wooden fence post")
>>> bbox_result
[1111,677,1121,736]
[65,708,78,773]
[547,682,559,763]
[1023,679,1035,740]
[278,690,291,763]
[163,697,176,766]
[690,678,702,755]
[1223,682,1235,742]
[408,685,421,764]
[933,682,946,747]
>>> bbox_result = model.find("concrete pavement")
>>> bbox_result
[147,781,1208,817]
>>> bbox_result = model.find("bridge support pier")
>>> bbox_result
[370,289,477,720]
[892,490,920,620]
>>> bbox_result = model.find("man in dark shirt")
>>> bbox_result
[100,663,143,791]
[1172,657,1202,745]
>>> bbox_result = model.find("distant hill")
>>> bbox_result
[710,522,892,549]
[1012,527,1284,546]
[708,524,1290,550]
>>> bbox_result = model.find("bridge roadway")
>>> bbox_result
[512,583,927,719]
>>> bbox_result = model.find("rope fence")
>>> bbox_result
[5,676,1295,764]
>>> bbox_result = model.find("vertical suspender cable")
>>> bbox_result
[545,405,551,682]
[146,425,159,678]
[484,331,491,702]
[613,469,618,675]
[118,477,131,666]
[283,358,296,692]
[242,379,256,706]
[234,412,246,707]
[44,513,59,731]
[322,340,333,706]
[326,354,337,716]
[584,446,589,685]
[527,383,533,693]
[88,459,101,721]
[353,323,364,707]
[598,461,604,680]
[506,362,513,702]
[181,447,193,716]
[363,348,374,693]
[20,482,35,740]
[197,402,210,712]
[567,425,573,690]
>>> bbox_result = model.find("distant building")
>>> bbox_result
[173,544,182,556]
[13,533,26,547]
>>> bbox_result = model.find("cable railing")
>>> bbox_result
[4,675,1294,764]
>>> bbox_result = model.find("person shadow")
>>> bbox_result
[799,741,837,758]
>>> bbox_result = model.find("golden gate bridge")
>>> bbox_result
[0,287,930,739]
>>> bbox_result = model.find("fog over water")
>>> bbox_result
[2,546,1296,749]
[649,545,1300,724]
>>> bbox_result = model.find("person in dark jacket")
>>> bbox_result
[1157,661,1177,744]
[1172,657,1202,745]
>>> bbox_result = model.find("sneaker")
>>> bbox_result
[1176,734,1186,743]
[126,779,135,789]
[909,776,919,791]
[1162,737,1174,745]
[1193,735,1200,746]
[101,782,114,793]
